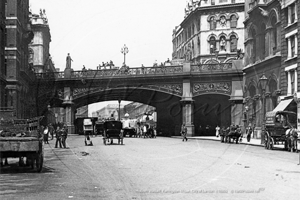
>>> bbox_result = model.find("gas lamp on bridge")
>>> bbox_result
[121,44,129,66]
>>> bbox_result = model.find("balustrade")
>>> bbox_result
[35,63,234,80]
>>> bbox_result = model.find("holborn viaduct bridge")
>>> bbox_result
[35,61,243,136]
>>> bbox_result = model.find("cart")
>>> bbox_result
[264,110,297,151]
[102,120,123,145]
[0,117,44,172]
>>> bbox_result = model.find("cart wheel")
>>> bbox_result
[36,153,43,172]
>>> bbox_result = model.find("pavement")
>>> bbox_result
[172,135,300,151]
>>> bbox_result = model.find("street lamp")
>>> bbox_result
[121,44,129,65]
[259,74,268,145]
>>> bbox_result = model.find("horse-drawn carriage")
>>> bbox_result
[102,120,124,145]
[220,125,242,144]
[264,110,298,152]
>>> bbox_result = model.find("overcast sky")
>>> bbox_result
[30,0,187,115]
[30,0,186,70]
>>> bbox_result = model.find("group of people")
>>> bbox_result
[97,61,115,70]
[135,123,156,138]
[42,123,68,148]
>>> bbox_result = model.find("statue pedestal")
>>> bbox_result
[64,68,72,78]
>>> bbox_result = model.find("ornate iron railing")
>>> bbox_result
[35,65,184,79]
[191,63,233,72]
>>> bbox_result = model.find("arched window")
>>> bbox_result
[271,17,277,50]
[220,36,226,51]
[261,23,266,58]
[210,16,216,30]
[250,28,256,62]
[230,35,237,52]
[209,36,216,53]
[230,15,237,28]
[269,79,277,108]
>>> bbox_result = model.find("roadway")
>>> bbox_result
[1,135,299,200]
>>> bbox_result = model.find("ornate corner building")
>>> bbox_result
[172,0,245,64]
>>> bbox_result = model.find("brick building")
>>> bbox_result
[0,0,6,108]
[5,0,35,118]
[280,0,300,129]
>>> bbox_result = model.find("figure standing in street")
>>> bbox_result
[43,126,49,144]
[48,123,54,140]
[55,127,62,148]
[246,125,252,142]
[61,127,68,148]
[215,125,220,137]
[181,123,188,141]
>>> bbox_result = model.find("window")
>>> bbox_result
[230,15,237,28]
[291,4,295,23]
[260,24,266,58]
[211,0,215,5]
[271,17,277,50]
[230,35,237,52]
[250,28,256,62]
[209,37,216,53]
[210,16,216,30]
[290,35,295,57]
[288,3,297,24]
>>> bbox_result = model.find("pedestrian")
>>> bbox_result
[143,125,147,138]
[246,125,252,142]
[61,127,68,148]
[215,125,220,137]
[48,123,54,140]
[181,123,188,141]
[43,126,49,144]
[55,127,62,148]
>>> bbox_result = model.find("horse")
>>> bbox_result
[285,128,298,152]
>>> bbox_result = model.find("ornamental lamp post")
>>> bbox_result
[121,44,129,66]
[259,74,268,145]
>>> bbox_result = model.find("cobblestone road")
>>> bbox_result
[1,136,299,200]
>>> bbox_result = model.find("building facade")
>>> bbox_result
[5,0,35,118]
[243,0,283,140]
[29,9,55,73]
[0,0,6,108]
[280,0,300,129]
[172,0,245,64]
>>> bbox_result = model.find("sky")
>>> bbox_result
[29,0,187,114]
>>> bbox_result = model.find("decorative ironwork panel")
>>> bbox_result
[191,63,232,72]
[193,82,231,95]
[142,84,182,96]
[73,87,105,99]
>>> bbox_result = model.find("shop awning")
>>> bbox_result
[273,99,293,112]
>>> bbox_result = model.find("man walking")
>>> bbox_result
[55,127,62,148]
[181,124,188,142]
[61,126,68,148]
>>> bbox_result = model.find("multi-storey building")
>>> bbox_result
[243,0,284,140]
[280,0,300,129]
[5,0,35,118]
[29,9,55,73]
[172,0,245,64]
[0,0,6,108]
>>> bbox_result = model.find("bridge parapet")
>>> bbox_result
[35,63,238,80]
[35,65,184,79]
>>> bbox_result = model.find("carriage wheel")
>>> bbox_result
[36,153,43,172]
[269,137,274,150]
[264,134,268,149]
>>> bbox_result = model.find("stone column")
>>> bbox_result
[181,70,194,137]
[294,92,300,131]
[63,87,75,134]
